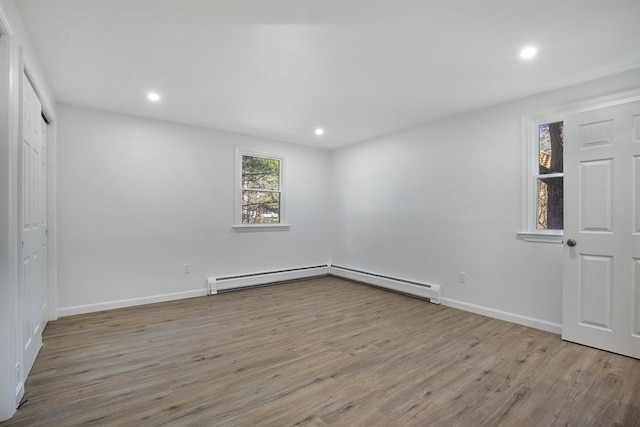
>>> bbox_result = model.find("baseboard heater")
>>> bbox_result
[208,265,330,295]
[329,265,441,304]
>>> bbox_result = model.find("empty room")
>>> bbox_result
[1,0,639,425]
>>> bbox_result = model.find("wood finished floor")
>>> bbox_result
[3,276,639,427]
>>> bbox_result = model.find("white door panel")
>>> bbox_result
[19,74,46,379]
[579,159,613,232]
[633,112,640,344]
[563,100,640,359]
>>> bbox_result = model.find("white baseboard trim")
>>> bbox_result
[15,381,23,409]
[57,289,208,317]
[440,297,562,335]
[55,272,561,336]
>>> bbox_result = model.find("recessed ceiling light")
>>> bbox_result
[315,128,324,136]
[520,46,537,60]
[147,92,161,102]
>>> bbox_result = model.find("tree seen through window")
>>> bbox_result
[242,155,281,224]
[537,121,563,230]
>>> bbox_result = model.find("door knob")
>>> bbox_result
[566,239,577,247]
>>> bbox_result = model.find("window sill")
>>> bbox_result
[233,224,290,232]
[517,232,563,244]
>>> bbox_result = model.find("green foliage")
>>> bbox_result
[241,155,281,223]
[242,156,280,190]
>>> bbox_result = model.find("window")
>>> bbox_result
[234,149,287,228]
[519,117,564,243]
[536,121,564,230]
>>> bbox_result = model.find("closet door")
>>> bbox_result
[20,74,46,378]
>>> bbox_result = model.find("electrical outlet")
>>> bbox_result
[183,264,191,274]
[458,272,466,283]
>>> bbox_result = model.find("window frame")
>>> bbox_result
[233,147,289,231]
[519,113,564,244]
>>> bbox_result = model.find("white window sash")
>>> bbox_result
[234,147,288,230]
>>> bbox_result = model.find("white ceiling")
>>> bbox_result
[16,0,640,148]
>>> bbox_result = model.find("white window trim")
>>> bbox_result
[519,114,565,243]
[518,89,640,244]
[233,147,289,231]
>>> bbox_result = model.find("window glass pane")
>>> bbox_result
[537,177,563,230]
[242,190,280,224]
[242,156,280,190]
[539,121,563,174]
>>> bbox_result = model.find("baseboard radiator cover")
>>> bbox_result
[329,265,441,304]
[208,265,330,295]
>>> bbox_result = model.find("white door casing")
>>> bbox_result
[562,99,640,359]
[39,117,48,326]
[19,73,46,379]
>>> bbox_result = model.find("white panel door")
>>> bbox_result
[20,74,45,378]
[562,99,640,359]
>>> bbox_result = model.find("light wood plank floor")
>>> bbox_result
[3,277,639,426]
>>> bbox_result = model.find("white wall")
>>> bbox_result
[331,69,640,329]
[56,104,332,313]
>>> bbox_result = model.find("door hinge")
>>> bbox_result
[21,241,24,248]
